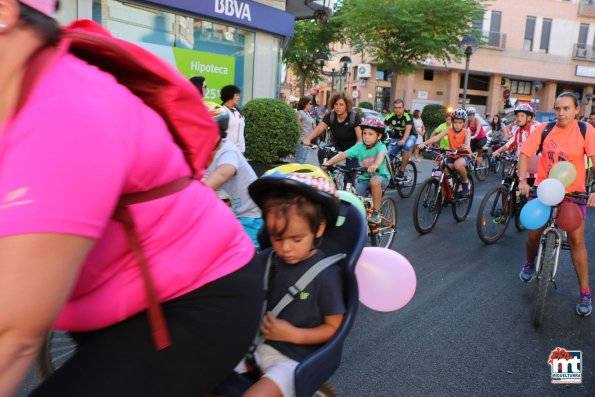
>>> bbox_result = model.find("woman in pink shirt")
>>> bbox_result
[0,2,262,396]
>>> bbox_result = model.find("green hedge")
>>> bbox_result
[421,104,446,132]
[244,98,300,163]
[358,101,374,109]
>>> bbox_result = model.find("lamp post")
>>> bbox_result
[532,81,542,111]
[316,53,352,93]
[460,35,479,109]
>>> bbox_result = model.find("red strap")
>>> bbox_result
[112,176,193,350]
[114,206,171,350]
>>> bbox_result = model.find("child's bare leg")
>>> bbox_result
[243,378,283,397]
[371,177,382,210]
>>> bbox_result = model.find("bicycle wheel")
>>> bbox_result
[396,160,417,198]
[370,196,397,248]
[474,156,489,181]
[37,330,77,380]
[332,170,346,191]
[451,175,474,222]
[413,178,442,234]
[476,186,511,243]
[533,233,556,327]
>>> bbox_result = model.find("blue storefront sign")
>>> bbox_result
[141,0,295,37]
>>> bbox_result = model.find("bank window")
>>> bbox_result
[511,79,532,95]
[92,0,255,104]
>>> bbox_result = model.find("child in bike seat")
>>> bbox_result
[322,116,390,224]
[240,164,346,397]
[420,108,472,196]
[203,101,263,248]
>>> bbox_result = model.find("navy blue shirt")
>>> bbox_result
[264,250,345,361]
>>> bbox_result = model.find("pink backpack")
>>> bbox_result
[18,20,220,350]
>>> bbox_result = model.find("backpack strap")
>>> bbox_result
[270,253,346,317]
[537,121,557,155]
[537,120,587,155]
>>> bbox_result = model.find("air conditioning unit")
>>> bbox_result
[357,64,372,79]
[501,78,511,87]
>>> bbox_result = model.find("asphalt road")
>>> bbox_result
[330,158,594,396]
[17,157,594,396]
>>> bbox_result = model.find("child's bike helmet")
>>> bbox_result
[360,116,386,135]
[204,101,229,139]
[451,108,468,121]
[248,163,340,227]
[514,103,535,116]
[466,107,477,115]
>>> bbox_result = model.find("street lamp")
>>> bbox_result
[532,81,542,111]
[460,35,479,109]
[316,53,352,93]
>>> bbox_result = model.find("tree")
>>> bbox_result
[283,19,339,98]
[336,0,485,102]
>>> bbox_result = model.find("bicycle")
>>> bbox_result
[326,165,398,248]
[485,139,507,175]
[476,154,527,244]
[383,137,418,198]
[529,191,589,327]
[413,147,475,234]
[470,150,490,181]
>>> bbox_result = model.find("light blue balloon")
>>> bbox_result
[520,199,551,230]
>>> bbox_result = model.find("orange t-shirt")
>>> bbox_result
[520,120,595,193]
[447,128,471,158]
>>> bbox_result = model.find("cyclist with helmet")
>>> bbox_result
[466,107,488,166]
[240,164,345,397]
[491,103,539,185]
[419,109,472,195]
[384,99,416,181]
[322,117,390,224]
[203,102,263,248]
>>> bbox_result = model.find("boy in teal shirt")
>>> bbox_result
[323,117,389,223]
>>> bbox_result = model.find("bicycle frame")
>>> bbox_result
[534,222,563,282]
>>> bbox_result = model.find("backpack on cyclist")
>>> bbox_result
[325,110,357,143]
[537,120,587,155]
[19,19,220,350]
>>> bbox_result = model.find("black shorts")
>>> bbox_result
[471,137,487,152]
[31,256,265,397]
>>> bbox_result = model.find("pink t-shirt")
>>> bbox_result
[0,54,255,331]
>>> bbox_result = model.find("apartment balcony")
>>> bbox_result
[573,43,595,61]
[578,2,595,18]
[480,31,507,50]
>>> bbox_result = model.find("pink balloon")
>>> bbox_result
[527,155,540,175]
[354,247,417,312]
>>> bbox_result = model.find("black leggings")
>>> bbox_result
[30,256,265,397]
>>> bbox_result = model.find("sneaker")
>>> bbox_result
[368,209,382,224]
[395,171,405,182]
[461,182,470,196]
[519,262,534,283]
[576,292,592,317]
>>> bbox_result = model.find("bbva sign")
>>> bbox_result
[214,0,252,22]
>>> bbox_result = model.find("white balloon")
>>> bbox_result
[536,178,565,206]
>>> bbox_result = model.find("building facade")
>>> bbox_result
[53,0,323,105]
[298,0,595,118]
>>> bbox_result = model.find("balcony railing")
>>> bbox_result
[578,2,595,18]
[480,31,507,50]
[573,43,595,60]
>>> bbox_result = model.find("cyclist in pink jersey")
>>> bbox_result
[0,2,263,396]
[466,107,487,165]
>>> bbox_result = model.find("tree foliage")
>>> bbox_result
[421,104,447,132]
[283,19,340,97]
[244,98,300,163]
[336,0,486,95]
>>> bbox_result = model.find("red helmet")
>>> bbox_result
[514,103,535,116]
[360,116,386,134]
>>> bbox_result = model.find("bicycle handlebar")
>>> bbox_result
[423,146,469,156]
[324,164,370,175]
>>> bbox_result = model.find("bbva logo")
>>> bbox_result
[214,0,252,22]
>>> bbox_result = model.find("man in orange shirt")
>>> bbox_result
[518,92,595,317]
